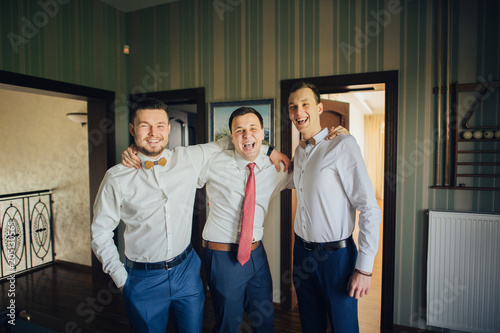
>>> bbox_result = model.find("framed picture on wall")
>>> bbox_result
[209,99,274,145]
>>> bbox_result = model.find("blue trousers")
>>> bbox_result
[123,247,205,333]
[202,242,274,333]
[293,236,359,333]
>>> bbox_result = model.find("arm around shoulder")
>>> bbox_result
[267,146,292,172]
[188,136,233,170]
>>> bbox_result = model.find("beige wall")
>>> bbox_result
[0,89,91,266]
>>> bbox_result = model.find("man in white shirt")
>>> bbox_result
[91,98,232,333]
[198,107,293,333]
[287,81,382,333]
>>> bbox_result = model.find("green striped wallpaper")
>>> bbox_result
[1,0,499,329]
[0,0,129,149]
[1,0,126,89]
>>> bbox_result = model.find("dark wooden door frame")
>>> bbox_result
[279,70,398,331]
[0,69,116,283]
[128,88,207,259]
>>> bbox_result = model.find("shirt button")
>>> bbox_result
[302,207,305,211]
[300,188,303,192]
[301,170,304,174]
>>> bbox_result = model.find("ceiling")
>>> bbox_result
[100,0,178,12]
[322,84,386,115]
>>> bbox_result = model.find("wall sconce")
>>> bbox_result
[66,113,87,127]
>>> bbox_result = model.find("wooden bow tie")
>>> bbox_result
[298,137,317,148]
[144,157,167,169]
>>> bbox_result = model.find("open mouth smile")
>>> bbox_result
[243,142,255,150]
[296,117,309,125]
[146,138,162,145]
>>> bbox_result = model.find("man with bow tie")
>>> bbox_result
[287,81,381,333]
[91,98,286,333]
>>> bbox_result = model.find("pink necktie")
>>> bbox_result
[237,163,256,265]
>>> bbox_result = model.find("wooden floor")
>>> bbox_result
[1,259,386,333]
[0,262,303,333]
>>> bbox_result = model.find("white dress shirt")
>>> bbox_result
[91,139,227,288]
[198,150,293,244]
[293,129,381,273]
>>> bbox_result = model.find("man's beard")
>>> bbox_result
[136,142,168,158]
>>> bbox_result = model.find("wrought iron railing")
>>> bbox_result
[0,190,54,279]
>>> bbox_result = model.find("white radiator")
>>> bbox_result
[427,210,500,332]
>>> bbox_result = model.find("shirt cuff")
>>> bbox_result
[266,145,275,156]
[355,253,375,274]
[110,266,128,288]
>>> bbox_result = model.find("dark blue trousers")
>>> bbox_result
[123,247,205,333]
[202,243,274,333]
[293,236,359,333]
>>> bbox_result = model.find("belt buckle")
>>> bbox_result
[303,241,315,251]
[164,257,176,270]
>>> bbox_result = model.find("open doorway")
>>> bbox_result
[0,69,116,283]
[166,103,198,149]
[279,71,398,332]
[0,90,89,271]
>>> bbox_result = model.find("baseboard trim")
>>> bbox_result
[392,324,441,333]
[55,260,92,273]
[0,262,54,282]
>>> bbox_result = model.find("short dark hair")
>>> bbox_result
[228,107,264,133]
[130,98,169,123]
[289,81,321,104]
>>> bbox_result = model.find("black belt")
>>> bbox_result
[295,235,351,251]
[126,244,192,270]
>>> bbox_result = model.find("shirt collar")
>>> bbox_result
[233,150,265,171]
[299,128,328,148]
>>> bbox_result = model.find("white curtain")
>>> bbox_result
[364,114,385,200]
